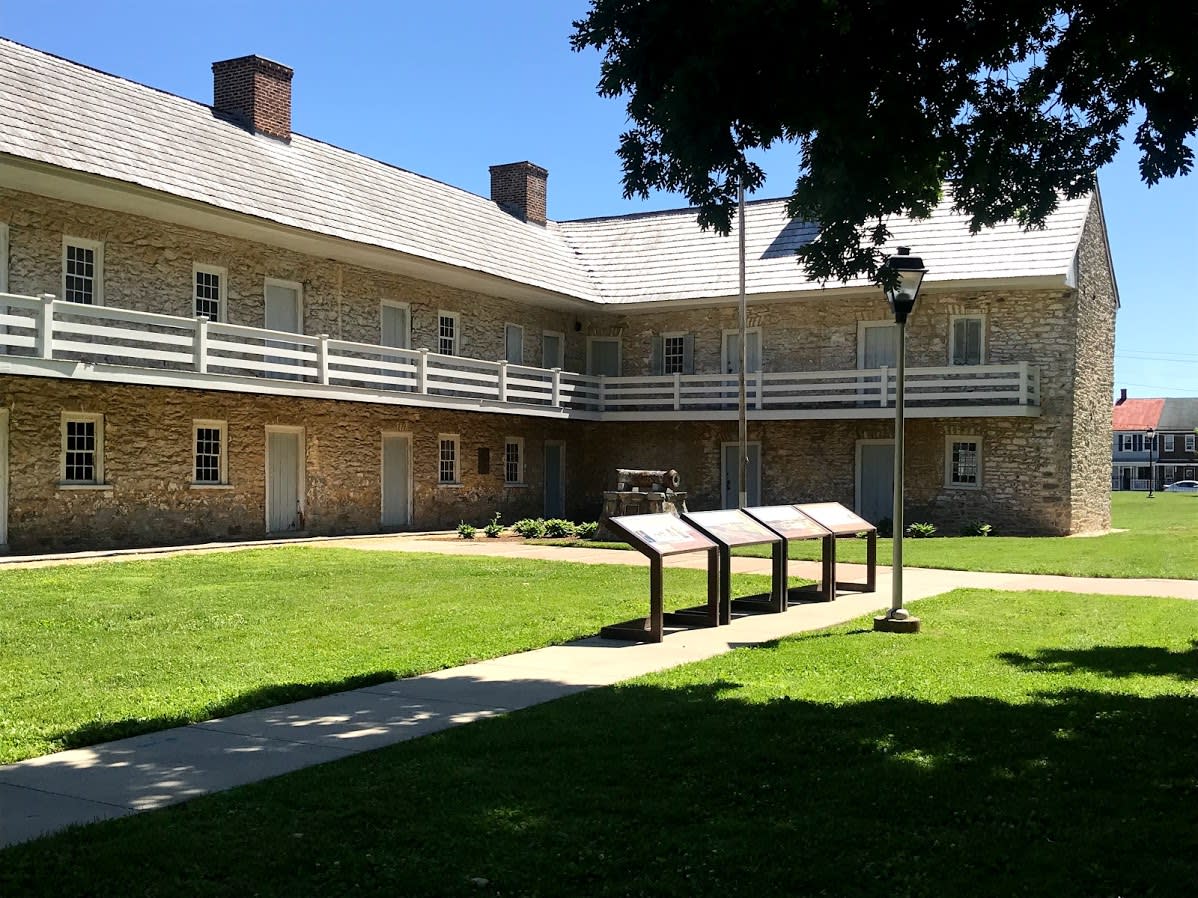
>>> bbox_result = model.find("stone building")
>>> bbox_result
[0,40,1117,552]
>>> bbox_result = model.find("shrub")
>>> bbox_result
[483,512,503,538]
[906,521,937,538]
[512,518,547,539]
[544,518,577,538]
[960,520,993,537]
[456,521,477,540]
[575,521,599,539]
[875,517,894,538]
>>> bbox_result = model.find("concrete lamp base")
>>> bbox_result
[874,610,921,633]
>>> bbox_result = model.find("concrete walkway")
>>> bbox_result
[2,536,1196,849]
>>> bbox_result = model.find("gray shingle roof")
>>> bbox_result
[1158,398,1198,431]
[0,38,1096,306]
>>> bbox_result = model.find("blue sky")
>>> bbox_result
[4,1,1196,396]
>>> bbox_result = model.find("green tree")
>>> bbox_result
[572,1,1197,284]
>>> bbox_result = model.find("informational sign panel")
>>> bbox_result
[683,509,779,547]
[744,505,830,540]
[610,513,715,556]
[795,502,875,536]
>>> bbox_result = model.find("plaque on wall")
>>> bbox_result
[743,505,831,540]
[683,509,779,547]
[609,513,716,556]
[795,502,875,535]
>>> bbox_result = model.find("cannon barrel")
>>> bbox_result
[615,468,680,491]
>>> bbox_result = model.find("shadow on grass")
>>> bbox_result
[999,642,1198,680]
[4,675,1197,896]
[51,671,402,751]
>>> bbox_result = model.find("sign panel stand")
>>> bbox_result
[794,502,878,594]
[682,509,784,621]
[602,514,719,643]
[743,505,836,604]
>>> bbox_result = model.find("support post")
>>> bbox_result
[673,372,681,410]
[598,374,606,412]
[1018,360,1029,405]
[37,294,55,360]
[551,367,561,407]
[737,181,748,509]
[193,315,209,373]
[316,334,330,385]
[879,365,889,406]
[416,348,429,394]
[497,360,508,403]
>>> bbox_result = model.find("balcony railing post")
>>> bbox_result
[598,374,607,412]
[551,367,562,407]
[317,334,330,385]
[755,370,763,410]
[673,372,681,410]
[416,348,429,394]
[1018,361,1029,405]
[193,315,209,373]
[879,365,889,406]
[497,360,508,402]
[36,293,55,360]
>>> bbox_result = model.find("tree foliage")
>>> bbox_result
[572,1,1197,284]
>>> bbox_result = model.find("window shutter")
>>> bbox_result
[650,336,664,375]
[682,334,695,374]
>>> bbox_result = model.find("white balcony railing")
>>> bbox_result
[0,293,1040,416]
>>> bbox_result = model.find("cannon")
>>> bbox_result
[616,468,681,493]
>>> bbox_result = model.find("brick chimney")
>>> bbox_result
[1117,388,1128,405]
[212,55,294,141]
[489,161,548,225]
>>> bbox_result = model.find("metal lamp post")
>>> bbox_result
[1146,427,1155,498]
[874,247,928,634]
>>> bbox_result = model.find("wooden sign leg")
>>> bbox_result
[706,546,720,626]
[649,555,664,642]
[719,546,732,624]
[866,531,877,592]
[773,540,787,612]
[822,535,836,602]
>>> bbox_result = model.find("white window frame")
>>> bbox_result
[437,311,460,356]
[193,263,227,322]
[504,437,525,486]
[380,299,411,349]
[945,435,983,490]
[62,236,104,306]
[0,222,8,293]
[586,335,623,376]
[59,412,106,487]
[504,323,525,365]
[948,314,986,365]
[542,329,565,369]
[1165,434,1175,452]
[661,331,687,375]
[192,419,230,487]
[437,433,461,485]
[1187,434,1196,454]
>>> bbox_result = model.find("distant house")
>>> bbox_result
[1111,392,1198,490]
[0,40,1118,551]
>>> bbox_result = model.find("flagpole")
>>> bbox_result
[738,180,748,509]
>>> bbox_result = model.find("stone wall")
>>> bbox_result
[1068,196,1118,532]
[0,187,598,374]
[0,376,571,552]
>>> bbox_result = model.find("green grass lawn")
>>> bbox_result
[4,588,1197,896]
[0,548,786,764]
[726,491,1198,579]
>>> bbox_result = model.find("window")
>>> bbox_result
[194,264,226,321]
[504,438,524,485]
[945,436,981,489]
[1120,433,1146,453]
[1165,434,1175,452]
[542,330,564,369]
[1188,435,1196,454]
[62,237,103,305]
[504,323,524,364]
[949,315,984,365]
[438,434,460,484]
[437,312,459,356]
[61,413,104,485]
[193,421,228,485]
[380,300,410,349]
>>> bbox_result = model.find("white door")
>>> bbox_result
[266,429,303,532]
[860,323,897,369]
[722,442,761,508]
[723,329,762,374]
[265,281,302,380]
[0,411,8,546]
[542,332,563,369]
[381,434,411,529]
[381,302,410,349]
[857,441,895,526]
